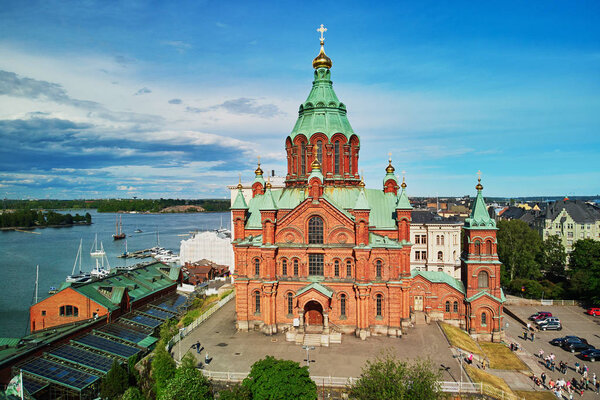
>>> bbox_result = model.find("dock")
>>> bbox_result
[117,248,154,259]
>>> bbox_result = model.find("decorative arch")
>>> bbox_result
[485,239,493,255]
[478,270,489,288]
[307,214,325,244]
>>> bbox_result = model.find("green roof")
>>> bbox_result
[0,338,20,347]
[290,68,356,141]
[411,271,465,294]
[464,188,496,230]
[466,289,506,303]
[369,233,404,248]
[231,188,248,209]
[383,172,398,184]
[294,282,334,298]
[307,166,324,182]
[353,187,370,210]
[259,187,277,211]
[137,335,159,348]
[396,187,413,210]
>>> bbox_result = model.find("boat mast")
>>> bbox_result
[72,239,82,275]
[34,265,39,304]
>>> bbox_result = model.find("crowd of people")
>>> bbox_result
[531,352,599,398]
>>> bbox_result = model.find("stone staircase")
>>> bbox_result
[303,333,322,347]
[414,311,427,325]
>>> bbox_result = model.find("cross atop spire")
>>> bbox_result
[317,24,327,43]
[477,170,482,182]
[476,170,483,191]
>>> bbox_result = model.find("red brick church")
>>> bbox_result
[231,28,504,342]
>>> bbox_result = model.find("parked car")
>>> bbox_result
[529,312,552,321]
[536,317,560,326]
[586,307,600,316]
[562,341,595,353]
[580,349,600,362]
[550,336,587,346]
[538,321,562,331]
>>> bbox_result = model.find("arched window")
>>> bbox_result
[334,141,340,174]
[436,235,440,245]
[376,294,383,317]
[254,259,260,276]
[486,240,493,254]
[453,301,459,313]
[348,146,353,175]
[346,260,352,278]
[440,235,444,245]
[293,259,299,276]
[316,140,322,163]
[340,294,347,317]
[334,260,340,277]
[376,260,382,278]
[281,259,287,276]
[481,312,487,326]
[478,270,489,288]
[445,301,450,312]
[474,240,481,255]
[254,291,261,314]
[437,251,443,261]
[301,143,306,175]
[308,216,323,244]
[287,292,293,315]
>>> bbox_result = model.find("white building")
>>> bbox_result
[179,230,234,271]
[410,210,462,279]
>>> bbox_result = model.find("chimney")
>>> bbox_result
[271,170,275,177]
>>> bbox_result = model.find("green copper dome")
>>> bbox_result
[290,67,356,141]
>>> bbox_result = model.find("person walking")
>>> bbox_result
[524,329,528,341]
[595,379,599,394]
[575,361,580,374]
[531,331,535,342]
[539,349,545,359]
[542,372,547,387]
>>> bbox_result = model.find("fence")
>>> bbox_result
[505,297,580,306]
[168,291,235,348]
[201,371,523,400]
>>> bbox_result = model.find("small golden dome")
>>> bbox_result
[311,158,321,170]
[255,163,263,176]
[401,176,407,189]
[237,182,243,190]
[265,177,272,189]
[312,40,332,70]
[386,158,395,174]
[359,175,365,187]
[476,170,483,190]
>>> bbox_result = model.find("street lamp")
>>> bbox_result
[302,345,315,374]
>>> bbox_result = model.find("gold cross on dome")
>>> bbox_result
[317,24,327,42]
[257,155,261,166]
[388,152,392,163]
[477,170,482,182]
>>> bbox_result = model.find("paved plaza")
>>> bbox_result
[172,300,463,382]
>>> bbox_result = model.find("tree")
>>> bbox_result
[151,342,177,397]
[180,351,198,370]
[121,387,145,400]
[241,356,316,400]
[569,239,600,304]
[349,354,442,400]
[497,220,542,283]
[538,235,567,280]
[138,358,155,400]
[158,364,213,400]
[100,360,129,399]
[85,212,92,224]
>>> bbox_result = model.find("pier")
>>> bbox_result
[117,248,154,259]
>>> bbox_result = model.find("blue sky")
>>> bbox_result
[1,1,599,199]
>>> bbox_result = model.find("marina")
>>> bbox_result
[0,210,229,337]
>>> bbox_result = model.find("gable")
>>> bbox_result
[275,197,355,245]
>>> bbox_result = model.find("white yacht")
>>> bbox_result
[90,234,106,257]
[66,240,92,283]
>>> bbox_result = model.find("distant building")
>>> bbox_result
[179,230,234,271]
[410,210,462,279]
[533,199,600,253]
[183,259,230,285]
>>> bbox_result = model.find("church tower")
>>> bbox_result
[461,172,504,341]
[285,25,360,187]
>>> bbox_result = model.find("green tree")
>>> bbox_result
[180,351,197,370]
[218,384,252,400]
[138,358,155,400]
[569,239,600,304]
[121,387,145,400]
[151,343,177,397]
[497,220,542,283]
[158,364,213,400]
[100,360,129,399]
[349,354,442,400]
[85,212,92,224]
[538,235,567,281]
[241,356,316,400]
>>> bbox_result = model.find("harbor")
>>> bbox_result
[0,209,229,337]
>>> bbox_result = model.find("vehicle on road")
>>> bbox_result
[586,307,600,316]
[538,321,562,331]
[536,317,560,326]
[562,341,595,353]
[529,312,552,321]
[550,336,587,346]
[580,348,600,362]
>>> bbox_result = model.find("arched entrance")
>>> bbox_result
[304,300,323,326]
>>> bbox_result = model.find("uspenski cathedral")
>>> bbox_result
[231,26,504,343]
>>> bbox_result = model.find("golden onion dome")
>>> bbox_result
[311,158,321,170]
[255,164,263,176]
[312,40,332,69]
[401,176,407,189]
[237,182,243,190]
[476,170,483,190]
[265,179,272,189]
[386,158,395,174]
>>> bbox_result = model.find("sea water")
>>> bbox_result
[0,210,228,337]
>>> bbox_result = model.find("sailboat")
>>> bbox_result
[90,254,111,279]
[66,240,92,283]
[90,234,106,257]
[113,215,126,240]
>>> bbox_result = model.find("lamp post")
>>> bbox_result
[302,345,315,374]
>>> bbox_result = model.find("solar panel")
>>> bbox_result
[99,324,148,344]
[142,307,173,320]
[154,294,187,313]
[74,334,140,358]
[50,345,114,373]
[22,375,48,395]
[20,358,99,390]
[124,314,162,328]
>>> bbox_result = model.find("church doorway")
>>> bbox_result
[304,300,323,326]
[414,296,424,312]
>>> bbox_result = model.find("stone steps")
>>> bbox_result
[303,333,323,347]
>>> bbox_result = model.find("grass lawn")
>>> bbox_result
[514,391,556,400]
[465,365,515,397]
[440,323,483,356]
[480,342,528,371]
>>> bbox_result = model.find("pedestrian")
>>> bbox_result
[531,331,535,342]
[524,330,528,341]
[551,360,556,372]
[542,372,547,387]
[592,373,597,388]
[575,361,580,374]
[584,369,589,379]
[468,353,474,365]
[564,361,569,374]
[539,349,545,359]
[595,379,599,393]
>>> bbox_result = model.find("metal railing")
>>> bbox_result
[200,370,523,399]
[168,291,235,348]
